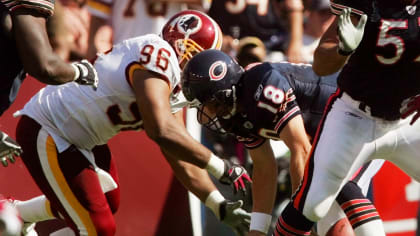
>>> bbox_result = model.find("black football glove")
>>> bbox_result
[220,200,251,236]
[0,131,22,167]
[72,59,99,90]
[219,160,252,195]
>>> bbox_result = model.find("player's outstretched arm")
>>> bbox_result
[247,141,277,235]
[163,146,251,234]
[131,69,250,192]
[9,9,98,88]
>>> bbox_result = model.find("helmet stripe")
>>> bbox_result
[209,17,223,50]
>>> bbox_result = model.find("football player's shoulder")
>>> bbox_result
[245,62,275,79]
[124,34,181,87]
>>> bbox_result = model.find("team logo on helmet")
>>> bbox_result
[177,14,202,35]
[209,61,227,81]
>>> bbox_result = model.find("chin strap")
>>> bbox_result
[222,86,237,119]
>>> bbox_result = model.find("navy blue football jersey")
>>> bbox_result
[219,62,338,149]
[331,0,420,120]
[208,0,288,50]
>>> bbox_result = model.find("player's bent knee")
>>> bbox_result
[303,196,336,222]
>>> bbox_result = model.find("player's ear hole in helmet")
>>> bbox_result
[160,10,223,69]
[181,49,244,133]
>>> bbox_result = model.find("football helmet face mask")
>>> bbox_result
[161,10,223,67]
[181,49,244,133]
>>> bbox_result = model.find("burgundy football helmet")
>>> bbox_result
[161,10,223,66]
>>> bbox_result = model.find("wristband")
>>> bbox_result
[337,47,354,56]
[71,63,80,81]
[204,190,225,219]
[205,153,225,179]
[250,212,272,234]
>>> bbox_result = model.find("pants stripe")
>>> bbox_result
[293,88,342,211]
[37,129,97,236]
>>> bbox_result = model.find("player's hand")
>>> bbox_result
[220,200,251,236]
[72,59,99,90]
[401,94,420,125]
[219,160,252,194]
[337,8,367,55]
[0,131,22,167]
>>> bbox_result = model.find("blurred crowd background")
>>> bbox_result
[48,0,334,64]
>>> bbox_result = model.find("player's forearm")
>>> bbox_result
[251,160,277,214]
[313,41,348,76]
[152,120,212,168]
[287,9,303,49]
[289,150,308,193]
[248,152,277,235]
[11,10,75,84]
[163,150,217,202]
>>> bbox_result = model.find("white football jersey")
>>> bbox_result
[87,0,187,44]
[16,34,187,152]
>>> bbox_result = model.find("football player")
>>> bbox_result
[0,1,98,168]
[275,0,420,236]
[11,10,251,235]
[181,49,385,236]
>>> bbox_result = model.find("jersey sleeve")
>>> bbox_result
[1,0,54,17]
[257,68,301,138]
[330,0,369,16]
[87,0,112,19]
[125,34,181,91]
[242,138,266,149]
[233,64,302,149]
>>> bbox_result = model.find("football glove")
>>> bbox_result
[219,160,252,195]
[401,94,420,125]
[72,59,99,90]
[337,8,368,56]
[0,131,22,167]
[220,200,251,236]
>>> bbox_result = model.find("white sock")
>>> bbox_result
[205,153,225,179]
[15,195,55,223]
[354,219,385,236]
